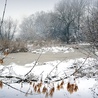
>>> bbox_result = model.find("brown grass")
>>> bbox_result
[0,81,3,89]
[42,86,48,94]
[67,82,78,94]
[49,87,55,97]
[0,59,3,64]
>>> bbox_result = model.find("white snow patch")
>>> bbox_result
[31,46,74,54]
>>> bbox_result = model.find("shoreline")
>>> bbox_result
[2,49,89,65]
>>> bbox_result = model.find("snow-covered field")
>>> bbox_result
[0,46,98,98]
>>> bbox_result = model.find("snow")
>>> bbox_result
[78,43,90,46]
[31,46,74,54]
[0,46,98,98]
[0,78,96,98]
[1,58,96,79]
[0,58,98,98]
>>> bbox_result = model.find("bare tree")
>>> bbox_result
[83,0,98,53]
[54,0,86,43]
[34,11,51,39]
[19,0,86,44]
[0,18,17,49]
[19,12,52,43]
[1,18,17,40]
[19,15,39,42]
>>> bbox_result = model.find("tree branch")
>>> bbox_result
[0,0,7,40]
[24,52,42,76]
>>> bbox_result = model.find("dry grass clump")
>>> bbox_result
[0,81,3,89]
[42,86,48,94]
[67,82,78,94]
[0,39,28,53]
[0,58,3,64]
[28,79,78,97]
[57,80,64,90]
[49,87,55,97]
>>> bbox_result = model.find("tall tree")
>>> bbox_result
[84,0,98,49]
[19,15,37,41]
[1,17,17,40]
[54,0,86,43]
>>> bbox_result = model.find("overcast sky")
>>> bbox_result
[0,0,60,21]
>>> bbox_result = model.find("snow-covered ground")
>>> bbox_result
[0,58,98,98]
[0,46,98,98]
[28,46,74,54]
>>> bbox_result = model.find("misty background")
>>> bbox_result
[0,0,60,20]
[0,0,98,52]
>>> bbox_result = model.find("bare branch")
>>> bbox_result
[24,52,42,76]
[0,0,7,40]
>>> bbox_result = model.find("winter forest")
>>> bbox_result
[0,0,98,98]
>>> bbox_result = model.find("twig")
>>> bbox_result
[2,81,39,96]
[44,58,66,82]
[70,54,90,76]
[0,75,22,80]
[24,52,42,76]
[51,54,90,83]
[2,81,30,94]
[25,86,31,96]
[48,59,66,76]
[0,53,90,84]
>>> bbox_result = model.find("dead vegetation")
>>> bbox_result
[67,82,78,94]
[0,48,9,64]
[0,58,3,64]
[0,81,3,89]
[0,39,28,53]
